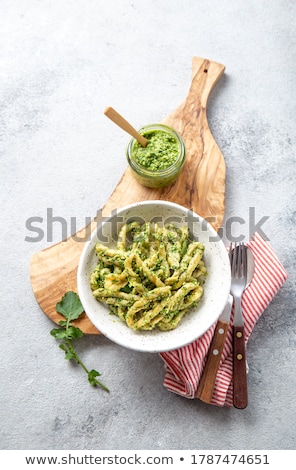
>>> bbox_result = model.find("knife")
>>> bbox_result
[232,245,255,409]
[196,294,233,403]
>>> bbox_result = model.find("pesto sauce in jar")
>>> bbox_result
[131,130,179,171]
[126,124,186,188]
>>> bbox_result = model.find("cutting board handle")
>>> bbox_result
[160,57,226,223]
[191,57,225,107]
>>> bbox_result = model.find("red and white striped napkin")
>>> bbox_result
[160,233,288,407]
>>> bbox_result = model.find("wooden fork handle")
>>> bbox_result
[233,326,248,409]
[196,320,229,403]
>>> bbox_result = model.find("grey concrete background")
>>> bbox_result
[1,0,295,450]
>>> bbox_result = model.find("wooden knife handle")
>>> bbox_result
[233,326,248,409]
[196,320,229,403]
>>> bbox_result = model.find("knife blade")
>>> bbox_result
[196,294,233,403]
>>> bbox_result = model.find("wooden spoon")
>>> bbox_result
[104,106,148,147]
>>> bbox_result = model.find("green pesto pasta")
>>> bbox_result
[90,222,207,331]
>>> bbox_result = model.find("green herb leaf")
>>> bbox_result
[59,343,77,360]
[50,328,68,339]
[88,369,110,392]
[120,285,133,293]
[65,326,84,339]
[88,369,102,381]
[51,291,109,392]
[56,291,84,322]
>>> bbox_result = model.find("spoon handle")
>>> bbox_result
[104,107,148,147]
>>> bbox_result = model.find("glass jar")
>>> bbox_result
[126,124,186,188]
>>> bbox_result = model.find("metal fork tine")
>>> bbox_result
[235,243,239,277]
[238,243,247,279]
[238,243,243,278]
[230,242,237,277]
[235,243,240,278]
[243,244,248,278]
[229,244,233,275]
[236,242,244,278]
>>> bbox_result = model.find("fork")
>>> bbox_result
[229,242,248,409]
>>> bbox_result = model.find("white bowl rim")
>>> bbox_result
[77,200,231,353]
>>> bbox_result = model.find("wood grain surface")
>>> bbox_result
[30,56,226,334]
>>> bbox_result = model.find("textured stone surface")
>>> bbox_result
[0,0,295,450]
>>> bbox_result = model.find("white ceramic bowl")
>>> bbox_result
[77,200,231,353]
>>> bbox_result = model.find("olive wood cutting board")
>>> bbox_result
[30,56,226,335]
